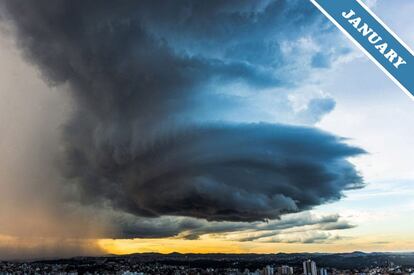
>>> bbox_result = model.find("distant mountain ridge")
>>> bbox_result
[32,251,414,270]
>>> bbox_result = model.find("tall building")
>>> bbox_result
[264,265,274,275]
[278,265,294,275]
[319,267,328,275]
[303,260,317,275]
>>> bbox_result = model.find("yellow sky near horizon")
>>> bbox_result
[97,234,414,255]
[1,233,414,260]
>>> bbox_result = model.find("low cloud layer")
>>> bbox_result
[0,0,363,257]
[107,211,355,242]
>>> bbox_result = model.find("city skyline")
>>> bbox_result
[1,252,413,274]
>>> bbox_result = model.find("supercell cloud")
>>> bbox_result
[65,123,363,223]
[0,0,364,237]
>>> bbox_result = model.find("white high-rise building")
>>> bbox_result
[278,265,294,275]
[303,260,317,275]
[264,265,274,275]
[319,267,328,275]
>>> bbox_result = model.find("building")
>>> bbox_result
[303,260,317,275]
[278,265,294,275]
[264,265,274,275]
[319,267,328,275]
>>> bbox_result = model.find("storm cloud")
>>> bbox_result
[62,123,364,222]
[0,0,363,239]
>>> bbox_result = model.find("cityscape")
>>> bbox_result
[1,253,414,275]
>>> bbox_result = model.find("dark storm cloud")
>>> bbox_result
[62,123,364,222]
[1,0,363,235]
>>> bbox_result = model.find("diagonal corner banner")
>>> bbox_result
[311,0,414,100]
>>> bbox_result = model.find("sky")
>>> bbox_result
[0,0,413,260]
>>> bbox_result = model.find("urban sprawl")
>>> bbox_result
[1,257,414,275]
